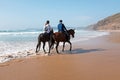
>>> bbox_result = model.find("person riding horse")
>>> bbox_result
[58,20,69,41]
[36,20,53,53]
[36,20,75,54]
[44,20,54,43]
[44,20,53,35]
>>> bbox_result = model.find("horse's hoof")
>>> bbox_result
[51,47,54,49]
[36,53,40,55]
[48,53,51,56]
[57,52,60,54]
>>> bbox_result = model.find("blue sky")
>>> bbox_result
[0,0,120,30]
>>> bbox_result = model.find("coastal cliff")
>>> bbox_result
[88,13,120,30]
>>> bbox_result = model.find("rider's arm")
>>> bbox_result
[62,24,67,31]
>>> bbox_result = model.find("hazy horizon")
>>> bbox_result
[0,0,120,30]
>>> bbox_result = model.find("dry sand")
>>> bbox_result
[0,32,120,80]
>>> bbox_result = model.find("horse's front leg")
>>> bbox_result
[43,42,46,53]
[48,41,52,54]
[48,41,50,53]
[67,41,72,51]
[62,42,65,52]
[56,42,59,53]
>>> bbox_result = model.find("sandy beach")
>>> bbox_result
[0,32,120,80]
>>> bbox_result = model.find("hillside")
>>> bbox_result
[88,13,120,30]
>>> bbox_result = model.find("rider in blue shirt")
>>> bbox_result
[58,20,69,40]
[58,20,68,32]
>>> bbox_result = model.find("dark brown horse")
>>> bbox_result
[36,30,54,53]
[50,29,75,53]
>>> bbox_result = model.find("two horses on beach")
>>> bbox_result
[36,29,75,54]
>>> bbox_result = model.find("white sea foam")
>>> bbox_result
[0,31,40,36]
[0,29,109,63]
[71,30,109,42]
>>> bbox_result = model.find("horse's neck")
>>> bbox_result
[68,30,74,37]
[68,30,71,35]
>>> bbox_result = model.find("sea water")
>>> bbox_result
[0,28,109,63]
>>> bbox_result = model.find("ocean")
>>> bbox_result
[0,27,109,63]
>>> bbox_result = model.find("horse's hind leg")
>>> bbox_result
[48,40,55,54]
[36,42,41,53]
[36,44,39,53]
[48,41,51,53]
[48,41,51,54]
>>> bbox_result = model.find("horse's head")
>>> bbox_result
[68,29,75,38]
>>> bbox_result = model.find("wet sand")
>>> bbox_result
[0,32,120,80]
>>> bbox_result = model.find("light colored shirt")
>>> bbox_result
[44,24,52,33]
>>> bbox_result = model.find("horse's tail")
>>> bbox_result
[51,28,54,33]
[50,33,55,44]
[52,33,56,42]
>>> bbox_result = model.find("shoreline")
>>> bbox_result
[0,30,109,63]
[0,32,120,80]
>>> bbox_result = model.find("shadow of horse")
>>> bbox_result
[61,48,105,55]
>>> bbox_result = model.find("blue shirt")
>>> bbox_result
[58,23,63,32]
[58,23,66,32]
